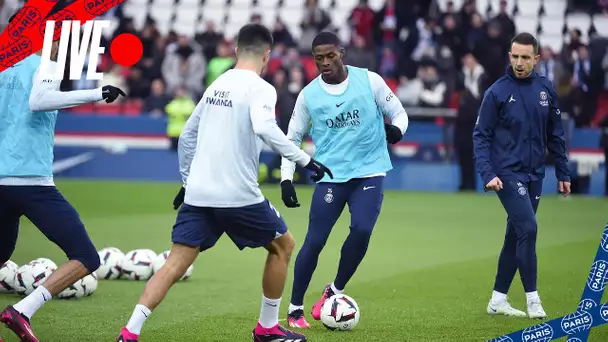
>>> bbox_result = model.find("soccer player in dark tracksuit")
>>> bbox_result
[473,32,571,319]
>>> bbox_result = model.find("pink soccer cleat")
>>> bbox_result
[287,309,311,329]
[0,306,38,342]
[311,284,335,321]
[252,322,306,341]
[116,327,139,342]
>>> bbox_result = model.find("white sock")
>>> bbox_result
[491,290,507,303]
[259,296,281,329]
[288,303,304,314]
[526,291,540,303]
[126,304,151,335]
[331,282,344,295]
[13,286,52,319]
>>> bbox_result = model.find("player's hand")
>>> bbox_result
[173,186,185,210]
[484,177,503,192]
[102,85,126,103]
[558,181,571,197]
[384,123,403,144]
[280,180,300,208]
[304,158,334,182]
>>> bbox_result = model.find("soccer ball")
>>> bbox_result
[29,258,57,271]
[95,247,125,280]
[121,249,155,281]
[152,250,194,281]
[57,273,98,299]
[13,263,53,296]
[0,261,19,293]
[320,294,360,331]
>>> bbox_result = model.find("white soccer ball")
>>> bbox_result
[29,258,57,271]
[57,273,98,299]
[320,294,360,331]
[152,250,193,281]
[95,247,125,280]
[13,264,53,296]
[0,261,19,293]
[121,249,155,281]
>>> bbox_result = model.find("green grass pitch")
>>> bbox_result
[0,179,607,341]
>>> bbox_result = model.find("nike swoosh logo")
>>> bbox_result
[336,102,345,107]
[266,303,277,307]
[363,186,375,191]
[535,196,541,199]
[489,306,497,312]
[141,310,148,318]
[52,152,95,173]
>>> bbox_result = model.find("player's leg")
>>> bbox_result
[524,180,546,319]
[118,204,222,341]
[489,219,518,307]
[290,183,348,325]
[219,199,306,341]
[1,186,100,342]
[0,186,21,266]
[489,180,539,318]
[329,176,383,295]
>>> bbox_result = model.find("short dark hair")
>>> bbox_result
[511,32,539,55]
[236,23,273,56]
[312,31,341,49]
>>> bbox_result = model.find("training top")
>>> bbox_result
[281,66,409,183]
[0,54,103,186]
[179,68,312,208]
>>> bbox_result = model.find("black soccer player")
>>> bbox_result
[473,32,571,319]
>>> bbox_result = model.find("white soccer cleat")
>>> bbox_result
[487,300,527,317]
[527,299,547,319]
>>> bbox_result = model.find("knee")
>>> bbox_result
[350,223,374,240]
[67,242,100,274]
[515,215,538,239]
[268,232,296,260]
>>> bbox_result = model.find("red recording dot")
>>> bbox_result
[110,33,143,67]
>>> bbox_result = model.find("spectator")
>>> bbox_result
[417,64,447,108]
[273,20,296,48]
[345,35,377,71]
[205,41,236,88]
[373,0,399,49]
[348,0,376,47]
[454,53,486,191]
[412,17,437,62]
[379,46,398,78]
[571,45,599,127]
[126,67,151,100]
[299,0,332,53]
[396,76,422,106]
[162,35,206,98]
[195,22,224,62]
[165,86,196,151]
[143,79,171,117]
[490,0,515,40]
[600,115,608,196]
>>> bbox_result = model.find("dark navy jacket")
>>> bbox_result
[473,66,570,186]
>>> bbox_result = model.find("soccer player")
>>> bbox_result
[473,32,571,319]
[116,24,332,342]
[0,15,125,342]
[280,31,409,328]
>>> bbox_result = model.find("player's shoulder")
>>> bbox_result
[485,76,511,97]
[535,73,557,92]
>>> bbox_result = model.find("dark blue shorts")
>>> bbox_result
[171,199,288,251]
[0,185,96,263]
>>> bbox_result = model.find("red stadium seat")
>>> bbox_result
[94,104,122,116]
[385,78,398,92]
[123,100,143,116]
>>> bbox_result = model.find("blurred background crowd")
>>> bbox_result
[0,0,607,194]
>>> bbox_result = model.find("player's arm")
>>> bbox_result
[250,85,312,168]
[177,101,203,187]
[368,71,409,144]
[546,83,571,182]
[280,91,311,181]
[29,63,124,112]
[472,89,500,187]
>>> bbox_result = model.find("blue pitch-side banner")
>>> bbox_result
[489,224,608,342]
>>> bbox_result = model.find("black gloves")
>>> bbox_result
[281,180,300,208]
[102,85,126,103]
[173,186,185,210]
[304,158,333,182]
[385,123,403,144]
[280,159,333,208]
